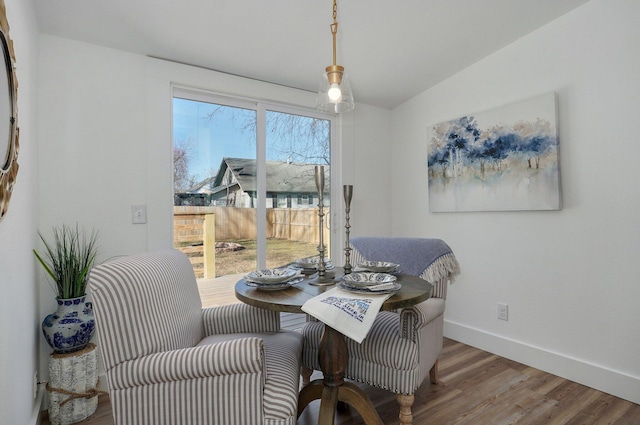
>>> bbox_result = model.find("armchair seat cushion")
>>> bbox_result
[197,330,302,421]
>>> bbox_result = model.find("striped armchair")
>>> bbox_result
[301,237,459,425]
[89,249,302,425]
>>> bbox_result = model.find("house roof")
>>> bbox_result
[187,177,216,194]
[213,158,330,195]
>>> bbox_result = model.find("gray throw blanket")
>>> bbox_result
[350,236,460,282]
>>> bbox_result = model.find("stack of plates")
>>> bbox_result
[356,261,400,273]
[244,268,303,291]
[291,256,334,271]
[339,272,401,294]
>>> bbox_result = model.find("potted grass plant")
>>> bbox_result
[35,224,99,354]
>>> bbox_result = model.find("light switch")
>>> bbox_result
[132,205,147,224]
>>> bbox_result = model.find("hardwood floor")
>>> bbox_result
[42,338,640,425]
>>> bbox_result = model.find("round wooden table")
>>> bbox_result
[235,268,432,425]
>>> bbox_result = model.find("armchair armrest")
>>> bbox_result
[400,298,445,341]
[108,337,265,390]
[203,303,280,336]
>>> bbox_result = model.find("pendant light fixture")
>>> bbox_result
[316,0,355,113]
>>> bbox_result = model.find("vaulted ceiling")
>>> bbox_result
[34,0,590,109]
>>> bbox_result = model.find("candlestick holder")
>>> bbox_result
[310,165,335,286]
[343,185,353,274]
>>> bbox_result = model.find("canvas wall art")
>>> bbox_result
[427,92,561,212]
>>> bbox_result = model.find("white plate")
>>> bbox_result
[356,261,400,273]
[245,268,299,284]
[338,281,401,294]
[343,272,397,287]
[293,256,333,270]
[245,276,304,290]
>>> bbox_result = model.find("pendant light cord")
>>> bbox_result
[331,0,338,66]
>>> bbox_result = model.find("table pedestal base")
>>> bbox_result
[298,380,384,425]
[297,325,384,425]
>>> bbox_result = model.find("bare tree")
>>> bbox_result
[210,108,331,165]
[265,112,330,165]
[173,138,196,192]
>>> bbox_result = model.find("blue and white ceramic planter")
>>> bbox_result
[42,296,95,354]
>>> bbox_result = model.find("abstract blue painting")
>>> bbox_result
[427,92,561,212]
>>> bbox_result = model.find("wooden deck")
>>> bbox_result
[198,273,308,331]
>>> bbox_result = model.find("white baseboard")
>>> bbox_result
[444,320,640,405]
[29,384,46,425]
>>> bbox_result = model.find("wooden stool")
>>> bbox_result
[47,343,105,425]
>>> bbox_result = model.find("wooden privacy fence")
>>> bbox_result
[173,206,330,278]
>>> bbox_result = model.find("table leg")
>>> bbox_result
[298,325,384,425]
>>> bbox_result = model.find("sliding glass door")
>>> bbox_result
[172,88,336,279]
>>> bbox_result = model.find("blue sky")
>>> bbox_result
[173,98,256,182]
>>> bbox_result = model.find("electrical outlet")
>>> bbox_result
[497,303,509,321]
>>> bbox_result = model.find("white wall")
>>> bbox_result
[0,0,41,424]
[344,103,393,237]
[391,0,640,403]
[37,36,152,384]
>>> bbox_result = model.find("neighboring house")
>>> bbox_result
[174,177,216,206]
[177,157,330,208]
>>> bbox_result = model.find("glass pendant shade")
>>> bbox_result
[316,0,354,114]
[316,69,355,113]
